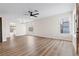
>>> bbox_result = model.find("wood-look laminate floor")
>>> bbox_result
[0,35,75,56]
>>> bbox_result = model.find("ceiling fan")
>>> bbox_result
[24,10,39,17]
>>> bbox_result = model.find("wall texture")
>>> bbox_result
[26,12,72,41]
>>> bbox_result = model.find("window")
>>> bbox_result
[60,18,69,33]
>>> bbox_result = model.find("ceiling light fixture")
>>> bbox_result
[20,9,39,24]
[24,9,39,17]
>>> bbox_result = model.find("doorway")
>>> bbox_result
[9,23,16,39]
[0,17,2,42]
[76,3,79,55]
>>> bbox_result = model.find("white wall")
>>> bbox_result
[71,4,77,52]
[15,22,26,36]
[2,17,7,41]
[26,12,72,41]
[1,14,26,42]
[7,16,26,37]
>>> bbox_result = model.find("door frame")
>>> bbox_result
[0,17,2,43]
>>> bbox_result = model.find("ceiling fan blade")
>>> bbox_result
[33,13,39,15]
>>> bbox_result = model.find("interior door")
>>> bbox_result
[76,3,79,54]
[0,17,2,42]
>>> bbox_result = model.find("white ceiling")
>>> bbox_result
[0,3,74,19]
